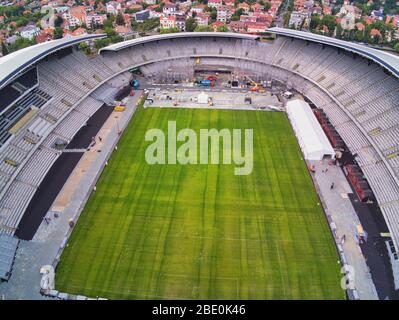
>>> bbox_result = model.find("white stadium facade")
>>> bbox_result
[0,29,399,297]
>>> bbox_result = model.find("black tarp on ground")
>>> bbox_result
[349,194,399,300]
[66,105,114,150]
[15,105,114,240]
[338,151,399,299]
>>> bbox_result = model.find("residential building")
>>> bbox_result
[106,1,122,15]
[289,11,310,29]
[163,3,177,15]
[174,14,186,32]
[135,9,150,22]
[217,5,232,23]
[247,22,267,33]
[195,12,209,26]
[19,25,40,39]
[240,15,257,24]
[85,14,107,29]
[115,25,135,37]
[208,0,223,8]
[35,30,52,43]
[191,4,206,15]
[229,20,246,33]
[62,26,87,38]
[238,2,250,13]
[160,14,185,31]
[371,9,384,21]
[340,13,355,30]
[339,4,362,20]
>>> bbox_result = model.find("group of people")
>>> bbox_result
[321,167,335,190]
[90,136,103,147]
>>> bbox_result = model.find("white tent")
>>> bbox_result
[286,99,335,161]
[197,92,209,104]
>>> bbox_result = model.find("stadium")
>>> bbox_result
[0,29,398,300]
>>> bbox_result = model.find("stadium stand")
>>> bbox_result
[0,234,19,281]
[0,67,38,111]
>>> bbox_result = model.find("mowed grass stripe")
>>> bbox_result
[55,106,344,299]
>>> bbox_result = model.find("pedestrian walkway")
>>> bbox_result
[309,160,379,300]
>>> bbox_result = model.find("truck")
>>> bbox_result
[130,79,140,89]
[197,79,213,87]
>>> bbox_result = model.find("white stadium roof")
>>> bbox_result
[268,27,399,78]
[99,32,259,53]
[0,34,105,89]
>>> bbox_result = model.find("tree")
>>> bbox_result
[283,12,290,28]
[310,14,320,30]
[94,38,111,49]
[217,25,228,32]
[103,16,115,29]
[194,25,213,32]
[185,17,197,32]
[320,14,337,35]
[354,29,364,42]
[287,0,294,11]
[0,5,24,17]
[116,11,125,26]
[231,8,244,21]
[78,42,88,51]
[1,42,9,56]
[131,18,160,33]
[209,8,217,20]
[54,16,64,28]
[54,27,63,39]
[384,0,398,14]
[15,17,28,27]
[125,8,141,14]
[394,43,399,53]
[7,37,35,53]
[160,27,180,34]
[263,1,271,11]
[335,24,343,39]
[78,41,92,55]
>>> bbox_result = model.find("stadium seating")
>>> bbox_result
[0,52,111,233]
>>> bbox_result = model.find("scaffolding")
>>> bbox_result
[161,58,194,84]
[233,40,265,83]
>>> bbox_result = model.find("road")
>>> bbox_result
[273,0,291,28]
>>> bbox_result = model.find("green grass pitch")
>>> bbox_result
[55,104,344,300]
